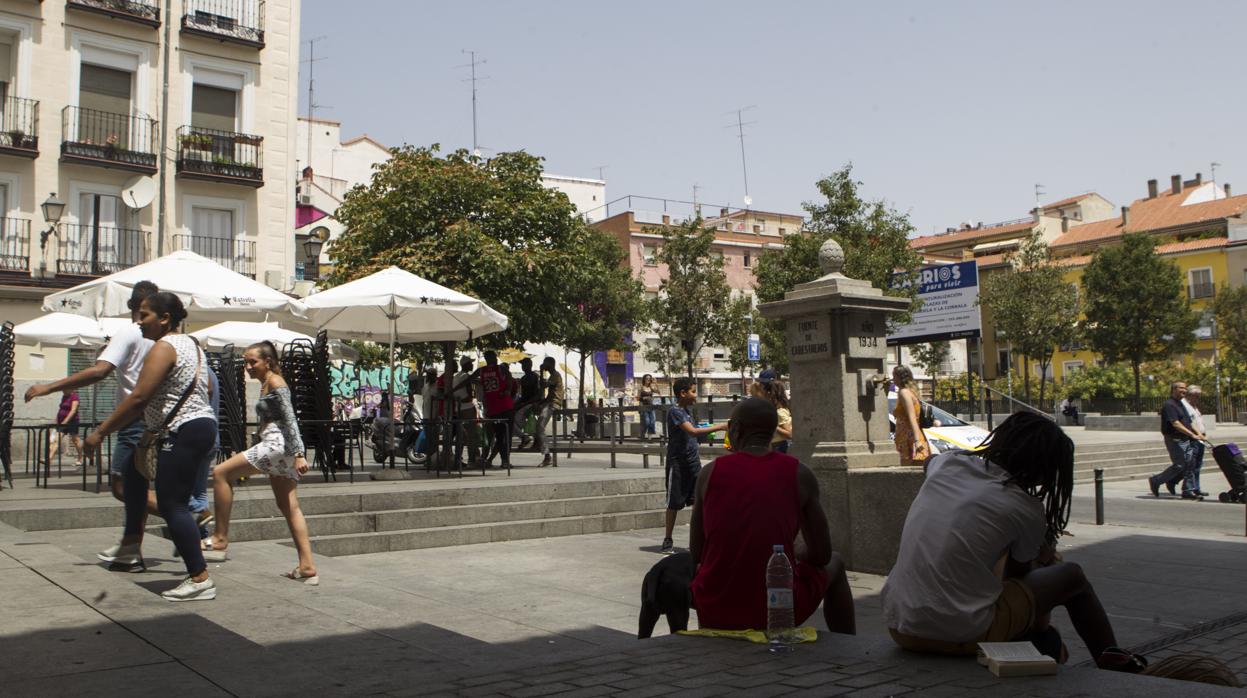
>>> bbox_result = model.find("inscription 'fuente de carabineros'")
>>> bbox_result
[790,319,830,358]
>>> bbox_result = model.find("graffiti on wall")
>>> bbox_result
[329,362,411,398]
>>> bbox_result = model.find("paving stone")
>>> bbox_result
[460,681,526,697]
[547,687,615,698]
[507,682,576,697]
[835,671,906,688]
[612,686,681,698]
[781,670,851,688]
[845,682,913,697]
[569,671,633,688]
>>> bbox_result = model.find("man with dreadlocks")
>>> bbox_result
[880,412,1147,672]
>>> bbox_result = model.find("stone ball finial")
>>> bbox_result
[818,238,845,275]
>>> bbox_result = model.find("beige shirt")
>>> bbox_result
[772,407,791,444]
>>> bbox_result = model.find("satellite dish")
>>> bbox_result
[121,176,157,209]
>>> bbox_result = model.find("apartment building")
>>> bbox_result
[0,0,300,391]
[593,198,806,394]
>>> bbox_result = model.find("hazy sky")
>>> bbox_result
[300,1,1247,235]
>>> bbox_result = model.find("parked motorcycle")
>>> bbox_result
[369,406,427,465]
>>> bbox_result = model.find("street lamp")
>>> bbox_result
[302,225,329,281]
[36,192,65,280]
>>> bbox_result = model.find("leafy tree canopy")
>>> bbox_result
[752,164,924,371]
[329,145,590,348]
[1081,233,1199,411]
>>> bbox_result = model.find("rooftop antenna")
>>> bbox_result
[302,36,330,174]
[725,106,757,208]
[1034,183,1046,211]
[1212,161,1222,196]
[457,50,489,155]
[595,165,608,181]
[692,183,702,217]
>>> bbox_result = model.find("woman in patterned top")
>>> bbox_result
[84,292,219,601]
[205,340,318,585]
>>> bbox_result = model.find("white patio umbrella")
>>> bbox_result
[302,267,508,468]
[13,313,133,348]
[190,320,359,361]
[42,250,307,322]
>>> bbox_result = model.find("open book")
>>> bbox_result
[977,642,1058,677]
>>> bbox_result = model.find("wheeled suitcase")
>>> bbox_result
[1211,443,1247,503]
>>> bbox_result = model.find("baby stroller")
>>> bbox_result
[1211,443,1247,503]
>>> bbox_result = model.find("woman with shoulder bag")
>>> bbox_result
[892,365,930,467]
[84,292,218,601]
[203,341,318,585]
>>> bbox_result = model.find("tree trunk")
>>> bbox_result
[578,352,588,442]
[1023,356,1032,403]
[1133,361,1142,415]
[1038,359,1048,407]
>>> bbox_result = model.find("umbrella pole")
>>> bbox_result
[389,313,396,470]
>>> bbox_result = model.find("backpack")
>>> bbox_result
[918,401,935,429]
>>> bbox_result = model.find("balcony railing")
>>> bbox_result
[176,126,263,187]
[61,106,158,174]
[57,223,150,276]
[66,0,161,27]
[1189,282,1216,300]
[0,97,39,158]
[172,234,256,277]
[0,218,31,273]
[181,0,264,48]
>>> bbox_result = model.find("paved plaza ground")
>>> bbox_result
[1,426,1246,695]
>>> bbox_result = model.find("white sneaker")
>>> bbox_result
[97,543,144,569]
[161,577,216,602]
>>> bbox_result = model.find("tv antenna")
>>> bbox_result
[302,36,331,172]
[725,106,757,207]
[595,165,608,181]
[1034,183,1046,210]
[1212,161,1222,195]
[457,50,489,155]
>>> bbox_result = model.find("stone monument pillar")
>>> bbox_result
[758,239,924,574]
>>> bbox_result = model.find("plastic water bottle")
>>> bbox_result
[766,544,796,653]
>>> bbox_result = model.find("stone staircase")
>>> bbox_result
[0,474,685,557]
[1074,442,1173,483]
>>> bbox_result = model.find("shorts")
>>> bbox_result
[57,422,80,436]
[792,559,830,626]
[666,458,701,511]
[111,420,146,476]
[888,579,1037,655]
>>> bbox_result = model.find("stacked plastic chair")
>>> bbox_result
[280,339,334,480]
[310,331,342,479]
[0,321,14,488]
[206,345,248,457]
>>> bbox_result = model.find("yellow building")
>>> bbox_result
[971,174,1247,382]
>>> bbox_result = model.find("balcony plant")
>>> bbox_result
[104,133,120,156]
[180,132,212,151]
[7,129,24,148]
[232,133,262,147]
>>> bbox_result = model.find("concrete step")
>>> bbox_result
[198,492,666,543]
[0,475,666,532]
[306,509,692,557]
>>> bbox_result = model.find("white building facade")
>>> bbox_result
[0,0,299,393]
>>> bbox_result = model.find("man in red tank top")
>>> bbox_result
[689,398,856,633]
[475,351,515,468]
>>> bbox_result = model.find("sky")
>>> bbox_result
[299,0,1247,236]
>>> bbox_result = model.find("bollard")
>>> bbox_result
[1094,468,1104,525]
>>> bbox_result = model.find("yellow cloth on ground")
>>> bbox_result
[677,627,818,644]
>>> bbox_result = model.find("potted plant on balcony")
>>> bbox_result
[103,133,120,156]
[233,133,262,147]
[180,132,212,151]
[7,129,24,148]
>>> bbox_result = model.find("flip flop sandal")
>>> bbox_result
[200,537,228,562]
[282,568,320,586]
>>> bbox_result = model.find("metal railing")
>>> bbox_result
[0,96,39,154]
[182,0,265,47]
[0,218,30,273]
[1189,282,1216,300]
[171,233,256,277]
[176,125,263,184]
[60,106,158,171]
[57,223,150,276]
[66,0,160,26]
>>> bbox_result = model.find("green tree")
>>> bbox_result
[643,218,734,379]
[1082,234,1199,412]
[1214,284,1247,365]
[722,294,760,392]
[979,234,1082,405]
[753,164,924,371]
[329,145,587,347]
[561,227,648,411]
[910,342,951,383]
